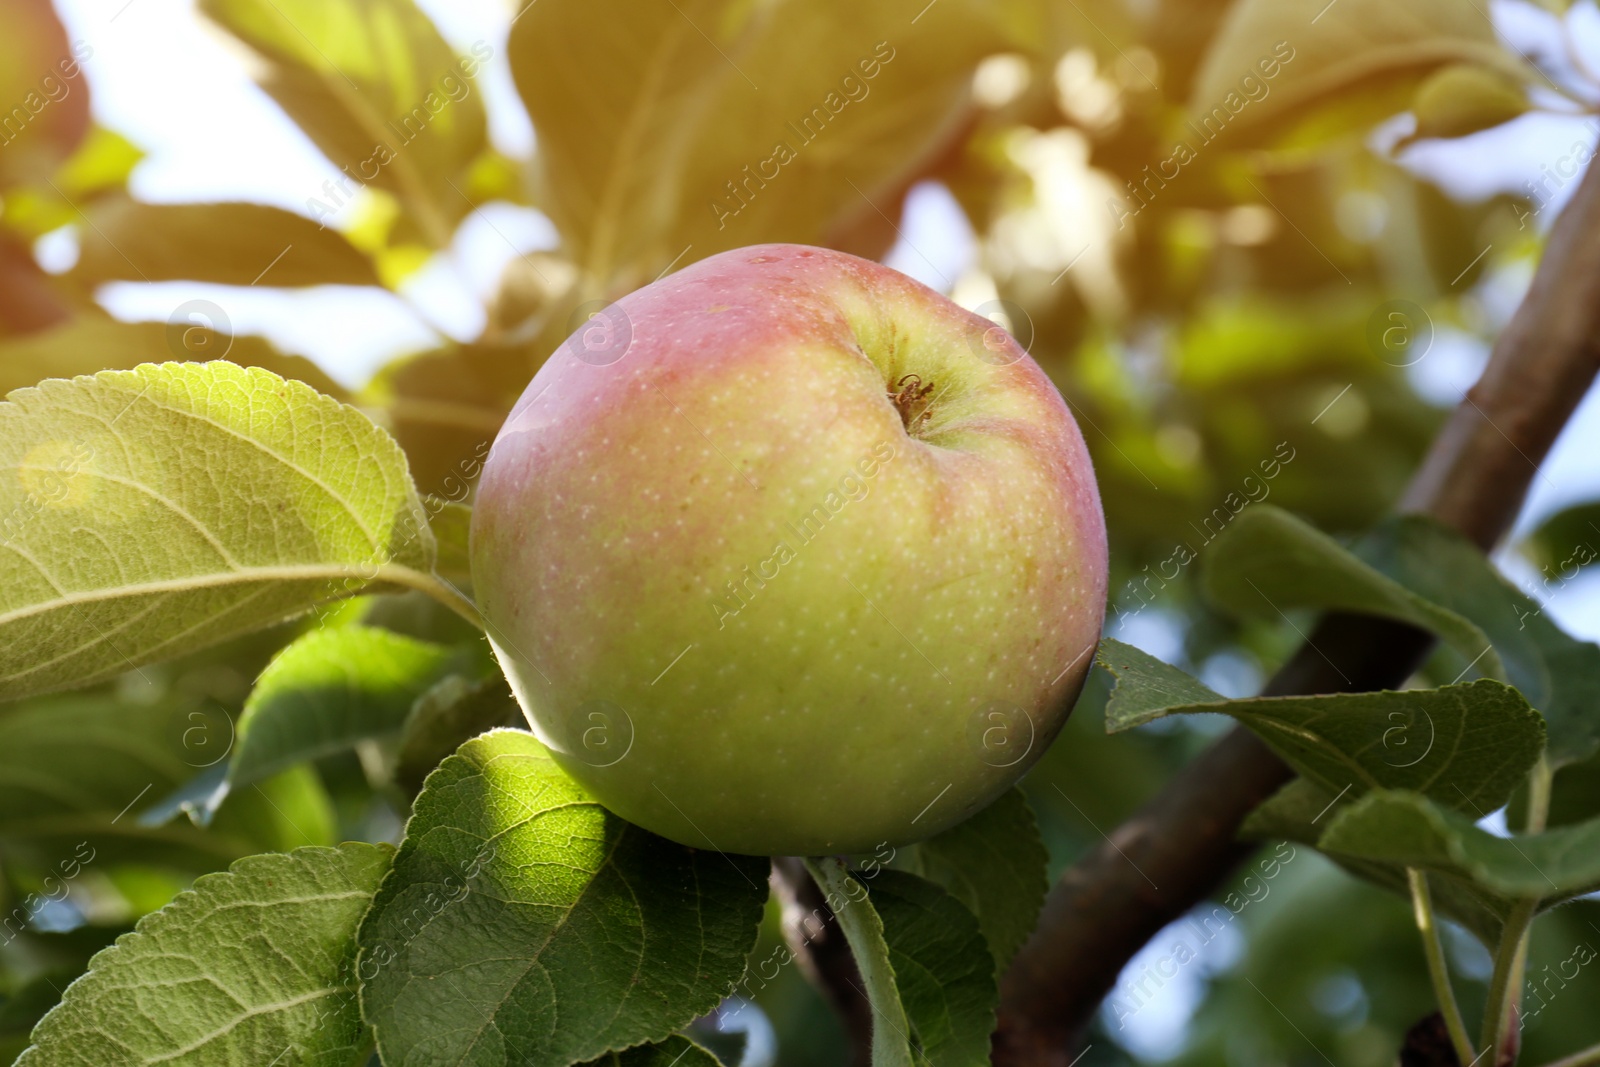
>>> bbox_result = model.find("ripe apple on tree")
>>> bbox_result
[472,244,1108,856]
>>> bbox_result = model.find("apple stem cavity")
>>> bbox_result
[888,373,936,437]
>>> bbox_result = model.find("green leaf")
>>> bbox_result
[1096,638,1223,724]
[1201,506,1505,680]
[1519,500,1600,579]
[200,0,489,245]
[1102,663,1544,817]
[892,788,1048,976]
[0,319,349,399]
[804,857,915,1067]
[357,729,768,1067]
[1190,0,1526,135]
[1360,515,1600,767]
[0,690,331,870]
[0,361,441,702]
[1409,63,1529,141]
[72,199,381,288]
[577,1037,724,1066]
[869,871,999,1067]
[1319,790,1600,905]
[1240,777,1346,844]
[806,861,997,1066]
[394,673,521,796]
[216,624,470,802]
[18,842,392,1066]
[1242,780,1513,945]
[427,498,473,588]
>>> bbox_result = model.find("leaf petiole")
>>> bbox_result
[1482,896,1539,1066]
[1408,867,1476,1067]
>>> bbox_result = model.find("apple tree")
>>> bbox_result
[1,0,1599,1066]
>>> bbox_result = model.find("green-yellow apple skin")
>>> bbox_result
[472,244,1106,855]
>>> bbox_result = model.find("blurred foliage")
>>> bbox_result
[1,0,1599,1063]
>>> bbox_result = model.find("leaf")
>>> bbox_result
[0,0,90,189]
[1201,506,1505,680]
[215,624,470,804]
[1359,515,1600,767]
[577,1037,724,1066]
[72,199,381,288]
[804,857,915,1067]
[1240,777,1347,844]
[506,0,721,281]
[0,361,439,702]
[1319,791,1600,905]
[1519,500,1600,579]
[394,673,521,796]
[1101,657,1545,817]
[511,0,1031,283]
[427,498,473,588]
[869,871,998,1067]
[18,842,392,1066]
[1241,779,1513,944]
[892,788,1048,976]
[1095,638,1223,724]
[0,690,332,870]
[1190,0,1526,135]
[0,319,349,399]
[1408,63,1529,141]
[200,0,489,245]
[357,729,768,1067]
[362,343,520,498]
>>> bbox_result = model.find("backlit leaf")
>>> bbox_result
[0,361,437,701]
[200,0,489,245]
[1190,0,1524,135]
[72,199,381,288]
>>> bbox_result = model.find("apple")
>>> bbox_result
[472,244,1107,856]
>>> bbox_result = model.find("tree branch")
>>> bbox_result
[993,157,1600,1066]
